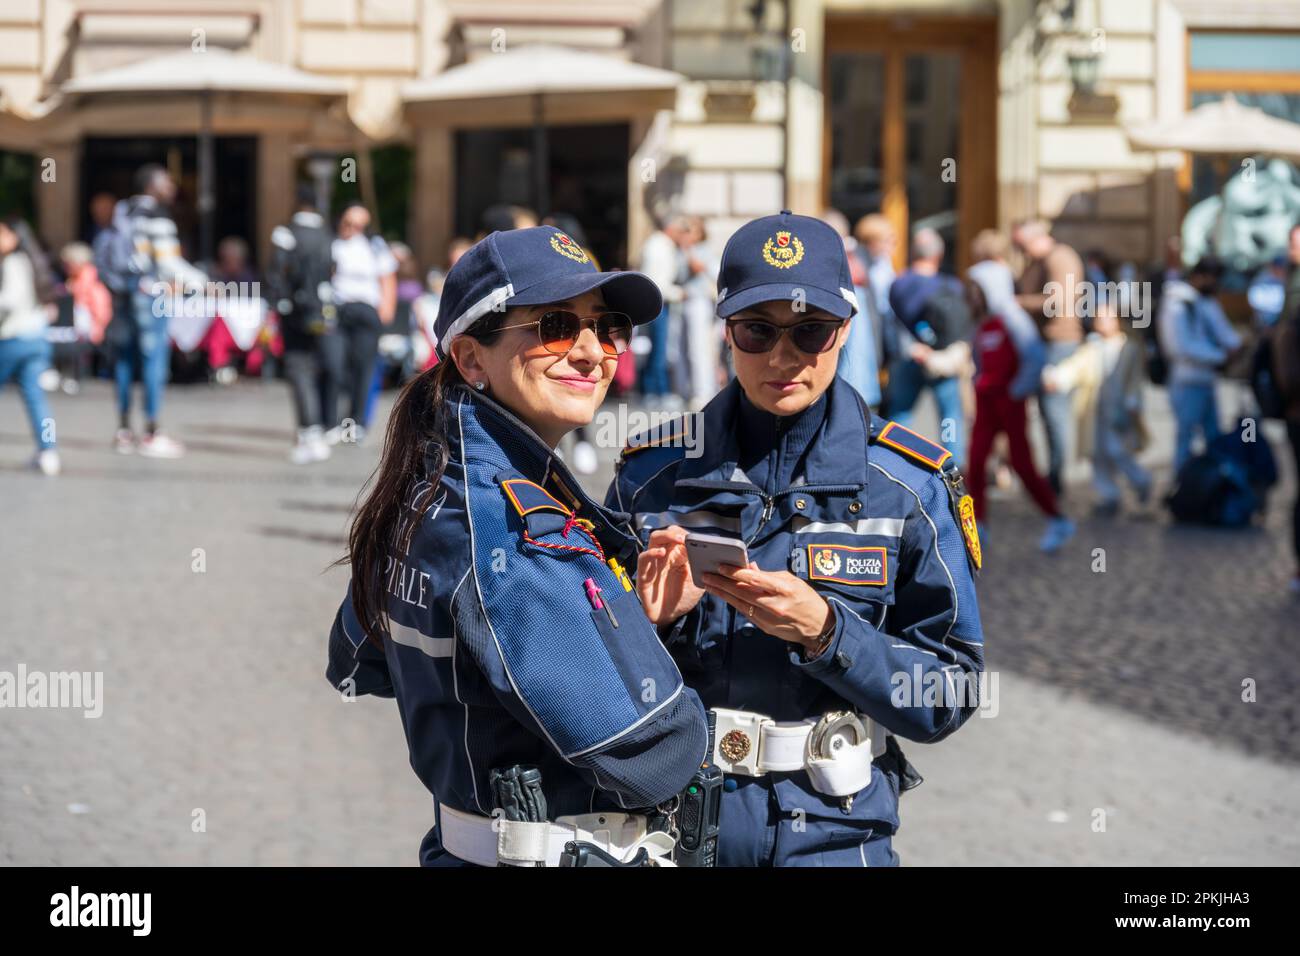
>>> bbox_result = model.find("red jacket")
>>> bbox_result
[973,315,1018,393]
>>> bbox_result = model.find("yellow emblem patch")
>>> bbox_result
[958,494,982,571]
[550,232,590,264]
[762,230,804,269]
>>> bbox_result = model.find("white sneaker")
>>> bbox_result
[1038,517,1076,554]
[572,440,598,475]
[214,366,238,386]
[38,368,61,392]
[289,427,331,465]
[137,433,185,459]
[61,378,80,395]
[113,429,136,455]
[32,449,60,476]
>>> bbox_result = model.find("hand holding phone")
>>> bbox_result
[684,532,750,588]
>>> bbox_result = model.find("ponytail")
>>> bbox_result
[341,316,505,647]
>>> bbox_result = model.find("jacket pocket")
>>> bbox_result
[770,770,900,866]
[588,585,683,712]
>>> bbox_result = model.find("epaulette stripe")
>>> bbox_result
[875,421,952,471]
[501,479,571,517]
[621,432,687,457]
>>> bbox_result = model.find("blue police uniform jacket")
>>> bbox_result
[607,375,985,866]
[326,384,710,865]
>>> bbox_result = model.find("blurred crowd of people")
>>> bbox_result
[4,171,1300,590]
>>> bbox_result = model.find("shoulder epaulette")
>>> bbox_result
[620,416,692,459]
[871,420,952,472]
[500,478,571,517]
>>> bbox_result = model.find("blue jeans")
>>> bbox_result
[115,289,172,425]
[0,336,56,450]
[1169,381,1221,471]
[641,305,671,398]
[1037,341,1079,492]
[888,363,965,467]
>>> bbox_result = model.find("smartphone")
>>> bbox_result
[684,532,750,588]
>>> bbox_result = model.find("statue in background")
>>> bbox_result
[1182,157,1300,273]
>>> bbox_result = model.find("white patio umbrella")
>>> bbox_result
[63,49,349,262]
[1125,93,1300,159]
[1126,95,1300,268]
[403,44,681,215]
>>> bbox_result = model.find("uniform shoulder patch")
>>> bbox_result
[872,421,952,472]
[620,416,693,459]
[500,478,571,517]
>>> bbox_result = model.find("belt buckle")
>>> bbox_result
[710,707,771,777]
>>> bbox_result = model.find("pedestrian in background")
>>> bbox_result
[107,164,203,458]
[85,192,117,245]
[854,213,898,409]
[204,235,257,385]
[823,208,882,407]
[887,227,971,464]
[268,185,339,465]
[636,213,691,406]
[0,216,60,476]
[680,214,721,409]
[1044,296,1152,516]
[329,202,396,445]
[56,241,113,391]
[967,258,1075,552]
[1157,255,1242,472]
[1013,219,1085,495]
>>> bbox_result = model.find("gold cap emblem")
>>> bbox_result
[550,231,590,264]
[762,231,805,269]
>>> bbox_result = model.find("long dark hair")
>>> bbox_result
[0,216,57,305]
[342,315,504,647]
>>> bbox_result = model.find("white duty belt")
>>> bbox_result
[437,804,677,868]
[709,707,885,798]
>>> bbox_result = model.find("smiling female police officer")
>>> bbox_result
[610,211,985,866]
[327,226,709,866]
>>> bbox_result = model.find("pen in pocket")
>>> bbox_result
[584,577,619,629]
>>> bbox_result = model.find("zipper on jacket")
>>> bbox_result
[745,483,864,546]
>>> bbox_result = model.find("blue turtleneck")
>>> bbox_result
[735,390,828,496]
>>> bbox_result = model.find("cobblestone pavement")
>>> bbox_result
[1,378,1297,865]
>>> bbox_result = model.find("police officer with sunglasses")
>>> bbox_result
[609,211,985,866]
[327,226,708,866]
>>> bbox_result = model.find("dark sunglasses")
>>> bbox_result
[497,310,634,357]
[726,317,846,355]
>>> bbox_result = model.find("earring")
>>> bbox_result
[473,381,486,392]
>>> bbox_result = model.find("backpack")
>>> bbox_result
[1141,321,1169,386]
[1142,272,1171,386]
[1166,423,1276,527]
[1210,421,1278,492]
[92,201,141,295]
[1165,453,1258,527]
[918,283,972,350]
[271,219,332,314]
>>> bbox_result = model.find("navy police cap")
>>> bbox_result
[716,210,858,320]
[435,226,663,359]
